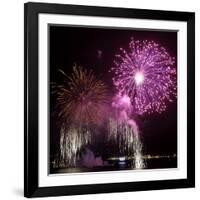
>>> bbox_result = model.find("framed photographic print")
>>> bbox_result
[24,2,195,198]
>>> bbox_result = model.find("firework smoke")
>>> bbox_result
[111,38,176,115]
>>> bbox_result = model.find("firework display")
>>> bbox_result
[53,65,110,167]
[108,94,145,169]
[50,27,177,173]
[55,65,110,125]
[111,38,177,115]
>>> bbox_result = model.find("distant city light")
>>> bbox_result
[119,157,126,161]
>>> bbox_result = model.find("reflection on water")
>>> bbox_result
[50,155,177,174]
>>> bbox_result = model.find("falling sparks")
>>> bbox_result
[55,64,110,125]
[108,94,145,169]
[111,38,177,115]
[59,125,91,167]
[107,118,145,169]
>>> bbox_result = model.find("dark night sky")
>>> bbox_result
[50,25,177,157]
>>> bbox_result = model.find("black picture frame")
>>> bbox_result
[24,2,195,198]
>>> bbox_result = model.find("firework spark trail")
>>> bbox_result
[111,38,177,115]
[55,65,110,125]
[108,94,145,169]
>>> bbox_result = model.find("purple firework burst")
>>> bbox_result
[111,37,177,115]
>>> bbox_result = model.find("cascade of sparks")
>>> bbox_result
[111,38,177,115]
[108,94,145,169]
[59,125,91,167]
[108,119,145,169]
[53,65,110,167]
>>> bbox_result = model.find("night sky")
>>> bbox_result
[49,25,177,162]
